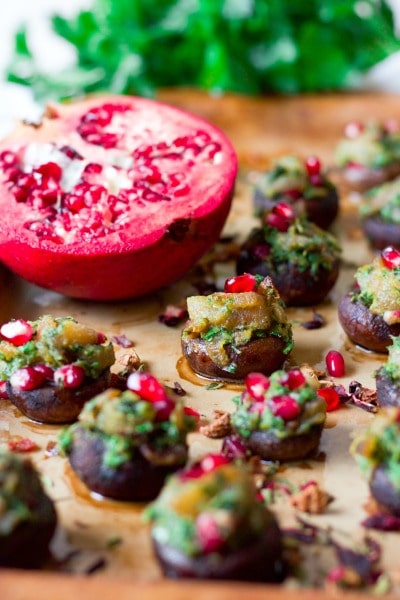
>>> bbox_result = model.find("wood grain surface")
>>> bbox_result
[1,89,400,599]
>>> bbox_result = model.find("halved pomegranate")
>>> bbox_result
[0,96,237,300]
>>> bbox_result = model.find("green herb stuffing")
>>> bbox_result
[145,462,274,557]
[261,217,341,277]
[255,155,334,202]
[382,336,400,382]
[335,121,400,168]
[351,407,400,491]
[360,179,400,225]
[183,277,293,370]
[0,315,115,382]
[352,257,400,315]
[59,388,196,470]
[231,369,326,439]
[6,1,400,101]
[0,450,51,536]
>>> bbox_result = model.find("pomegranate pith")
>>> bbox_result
[0,95,237,300]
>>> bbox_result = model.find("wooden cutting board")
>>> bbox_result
[1,89,400,599]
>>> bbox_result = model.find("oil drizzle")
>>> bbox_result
[176,355,244,392]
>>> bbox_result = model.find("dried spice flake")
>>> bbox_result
[8,437,38,453]
[199,410,231,439]
[301,311,326,330]
[289,481,334,514]
[158,304,187,327]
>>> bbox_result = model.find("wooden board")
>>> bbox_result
[1,89,400,599]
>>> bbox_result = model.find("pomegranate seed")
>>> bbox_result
[54,364,85,389]
[10,366,47,390]
[344,121,364,138]
[245,372,270,400]
[97,332,107,343]
[0,150,18,168]
[326,565,347,583]
[274,202,295,220]
[384,118,399,134]
[309,173,324,187]
[0,381,8,399]
[224,273,257,293]
[252,243,270,260]
[317,387,340,412]
[64,194,86,213]
[200,454,230,473]
[265,203,295,232]
[305,156,321,176]
[152,397,175,422]
[183,406,200,419]
[196,513,224,553]
[83,162,103,175]
[35,162,63,181]
[60,145,83,160]
[381,246,400,269]
[33,364,54,380]
[280,368,306,390]
[270,395,301,421]
[325,350,346,377]
[8,438,38,453]
[0,319,33,346]
[284,188,302,200]
[126,371,168,402]
[221,434,248,459]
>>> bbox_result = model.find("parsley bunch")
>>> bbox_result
[7,0,400,100]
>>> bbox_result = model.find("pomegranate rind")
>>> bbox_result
[0,95,237,300]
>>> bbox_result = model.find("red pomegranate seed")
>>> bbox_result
[245,372,270,400]
[97,332,107,343]
[305,156,321,176]
[126,371,168,402]
[0,319,33,346]
[35,162,63,181]
[183,406,200,419]
[270,395,301,421]
[381,246,400,269]
[265,203,295,232]
[33,364,54,380]
[284,188,302,200]
[10,366,47,390]
[309,173,324,187]
[0,150,18,168]
[201,454,230,473]
[8,437,38,453]
[196,513,224,553]
[325,350,346,377]
[224,273,257,293]
[344,121,364,138]
[0,381,8,399]
[152,397,175,422]
[317,387,340,412]
[281,368,306,390]
[54,364,85,389]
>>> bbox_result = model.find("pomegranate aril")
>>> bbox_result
[281,368,306,390]
[0,319,33,346]
[54,364,85,388]
[64,194,86,213]
[0,381,8,399]
[126,371,168,402]
[0,150,18,168]
[10,366,47,390]
[153,397,175,422]
[270,395,301,421]
[221,434,248,459]
[274,202,295,220]
[344,121,364,138]
[83,162,103,175]
[381,246,400,269]
[196,513,224,553]
[33,364,54,380]
[201,453,230,473]
[183,406,200,419]
[317,387,340,412]
[309,173,324,187]
[36,161,63,181]
[284,188,302,200]
[245,372,270,400]
[325,350,346,377]
[97,332,107,344]
[60,145,83,160]
[305,156,321,176]
[224,273,257,293]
